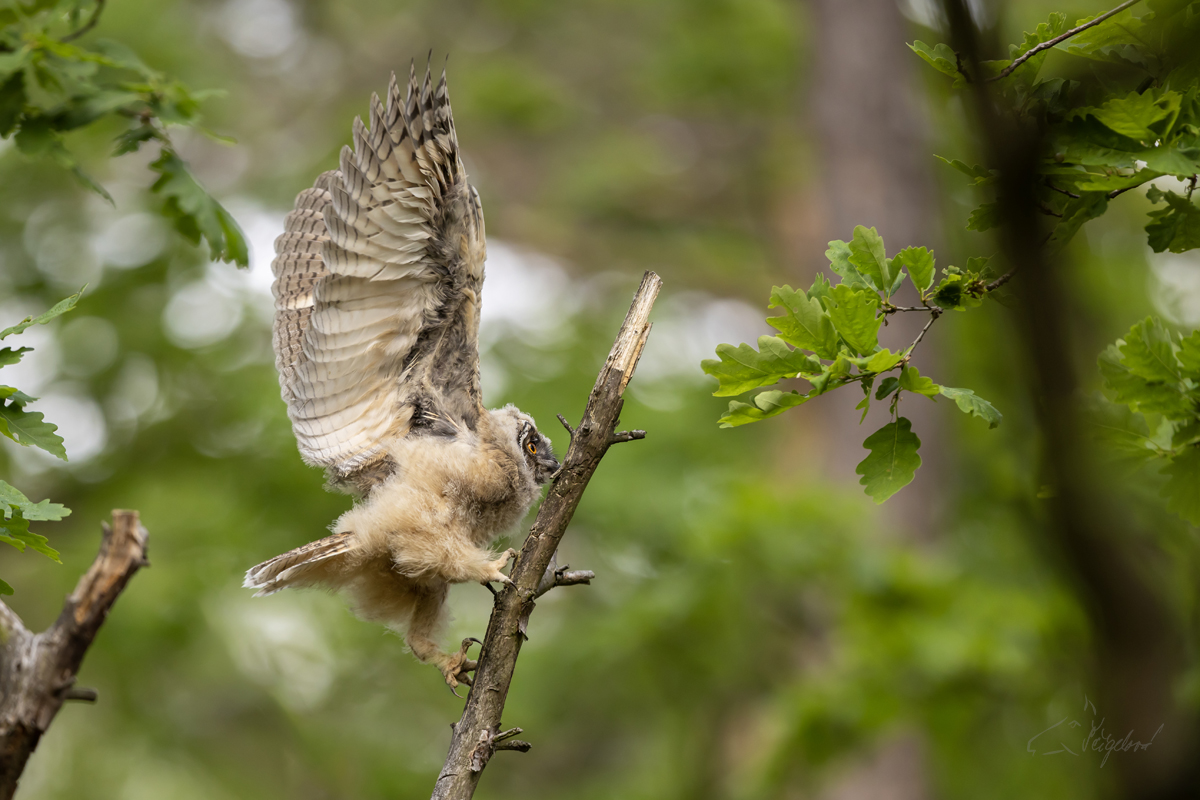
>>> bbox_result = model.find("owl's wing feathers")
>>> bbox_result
[272,65,487,491]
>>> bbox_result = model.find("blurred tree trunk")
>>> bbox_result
[800,0,943,498]
[783,0,943,535]
[797,1,936,796]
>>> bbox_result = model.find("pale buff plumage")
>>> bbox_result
[245,63,559,689]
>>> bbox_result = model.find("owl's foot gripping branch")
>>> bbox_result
[431,270,662,800]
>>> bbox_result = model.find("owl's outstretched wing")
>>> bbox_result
[272,64,487,492]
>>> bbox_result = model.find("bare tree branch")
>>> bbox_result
[0,510,149,799]
[431,272,662,800]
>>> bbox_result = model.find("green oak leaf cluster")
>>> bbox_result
[0,291,80,595]
[702,227,1003,503]
[1095,316,1200,526]
[913,1,1200,254]
[0,0,248,265]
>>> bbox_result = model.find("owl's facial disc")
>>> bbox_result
[518,422,559,485]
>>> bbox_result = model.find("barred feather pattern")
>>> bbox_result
[243,531,355,596]
[271,64,487,492]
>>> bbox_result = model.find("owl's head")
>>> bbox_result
[491,405,559,485]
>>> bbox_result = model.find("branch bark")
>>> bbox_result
[0,510,148,798]
[430,271,662,800]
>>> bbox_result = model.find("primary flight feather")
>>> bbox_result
[246,63,560,690]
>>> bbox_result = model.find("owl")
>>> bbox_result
[244,64,560,691]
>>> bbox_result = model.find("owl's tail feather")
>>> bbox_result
[244,531,355,597]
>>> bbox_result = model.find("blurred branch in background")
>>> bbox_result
[941,0,1198,797]
[0,510,147,799]
[432,272,660,800]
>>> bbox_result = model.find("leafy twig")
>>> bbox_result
[989,0,1143,81]
[60,0,106,43]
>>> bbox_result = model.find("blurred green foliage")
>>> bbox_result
[710,1,1200,511]
[0,0,1194,798]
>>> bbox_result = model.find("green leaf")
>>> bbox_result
[893,246,935,294]
[847,226,891,296]
[934,155,995,185]
[806,273,833,305]
[908,41,959,79]
[938,386,1002,428]
[0,517,61,562]
[1077,91,1177,142]
[1161,447,1200,526]
[0,289,83,340]
[767,285,839,359]
[1049,193,1109,250]
[0,347,31,367]
[717,391,809,427]
[827,285,882,357]
[0,388,36,407]
[0,578,11,596]
[1179,330,1200,374]
[966,202,1000,232]
[1098,344,1189,416]
[150,151,250,267]
[113,124,163,156]
[865,348,904,373]
[1090,399,1157,464]
[825,239,874,291]
[899,365,940,398]
[753,390,809,416]
[1056,5,1147,64]
[1119,317,1181,384]
[0,71,25,139]
[931,272,981,310]
[1145,191,1200,254]
[702,337,820,397]
[875,376,899,400]
[0,405,67,460]
[1072,170,1158,193]
[0,481,69,522]
[856,417,922,503]
[855,392,872,423]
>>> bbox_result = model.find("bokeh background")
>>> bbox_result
[1,0,1197,797]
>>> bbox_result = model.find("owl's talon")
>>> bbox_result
[481,548,518,585]
[442,637,481,695]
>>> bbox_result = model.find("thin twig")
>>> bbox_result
[1045,181,1080,199]
[534,562,595,599]
[1108,182,1146,199]
[905,310,942,355]
[985,270,1016,292]
[60,0,106,43]
[989,0,1143,81]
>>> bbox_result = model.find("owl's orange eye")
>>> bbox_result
[527,442,538,454]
